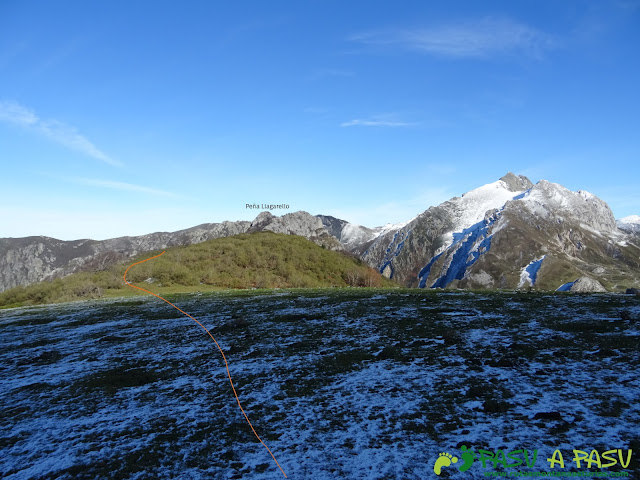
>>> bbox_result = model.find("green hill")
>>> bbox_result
[0,232,396,308]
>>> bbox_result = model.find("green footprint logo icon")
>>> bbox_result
[458,445,476,473]
[433,452,458,475]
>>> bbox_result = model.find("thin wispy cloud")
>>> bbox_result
[349,17,555,59]
[0,101,38,126]
[341,116,415,128]
[70,177,179,197]
[0,101,121,167]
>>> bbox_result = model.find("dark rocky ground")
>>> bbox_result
[1,290,638,479]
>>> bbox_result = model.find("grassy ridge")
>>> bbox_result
[0,232,396,308]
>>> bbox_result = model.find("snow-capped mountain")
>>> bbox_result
[353,173,533,287]
[354,173,640,292]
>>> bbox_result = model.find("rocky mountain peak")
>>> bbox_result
[250,211,344,250]
[260,211,323,235]
[499,172,534,192]
[248,211,275,232]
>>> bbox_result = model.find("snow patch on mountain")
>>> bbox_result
[445,179,529,236]
[417,253,444,288]
[340,223,377,247]
[619,214,640,224]
[378,229,412,279]
[556,281,576,292]
[423,212,500,289]
[324,215,418,251]
[429,178,529,258]
[518,256,546,288]
[372,216,417,239]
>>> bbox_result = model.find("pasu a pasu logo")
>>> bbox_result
[433,446,633,475]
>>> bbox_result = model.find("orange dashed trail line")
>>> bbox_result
[123,251,287,478]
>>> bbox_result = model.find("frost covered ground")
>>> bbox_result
[1,290,639,479]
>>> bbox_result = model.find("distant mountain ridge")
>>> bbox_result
[0,212,336,293]
[617,215,640,234]
[0,232,393,307]
[2,172,639,293]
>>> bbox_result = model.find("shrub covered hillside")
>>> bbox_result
[0,232,396,308]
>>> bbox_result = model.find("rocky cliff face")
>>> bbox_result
[0,237,99,293]
[251,211,343,250]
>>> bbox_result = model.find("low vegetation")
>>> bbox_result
[0,232,396,308]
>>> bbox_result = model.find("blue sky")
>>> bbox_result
[1,0,639,240]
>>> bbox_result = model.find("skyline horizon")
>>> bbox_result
[2,169,637,241]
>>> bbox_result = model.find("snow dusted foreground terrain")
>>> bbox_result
[1,291,639,479]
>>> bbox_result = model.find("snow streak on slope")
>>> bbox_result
[427,220,495,289]
[379,230,411,279]
[556,280,576,292]
[417,253,444,288]
[518,256,546,289]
